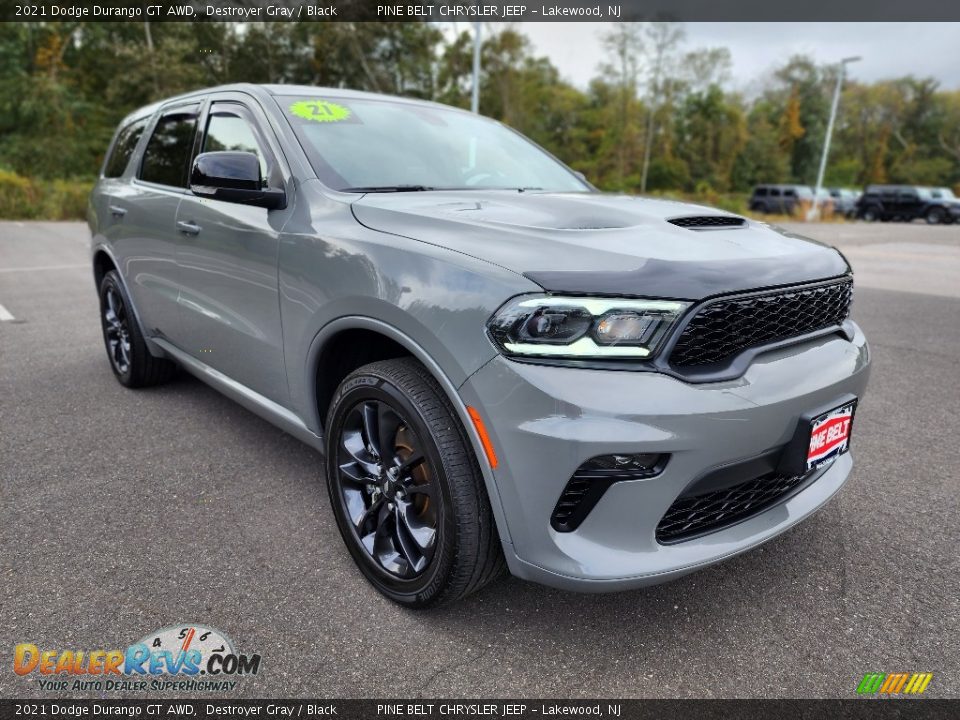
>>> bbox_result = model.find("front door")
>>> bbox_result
[174,98,292,405]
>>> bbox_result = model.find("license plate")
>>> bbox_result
[806,400,856,471]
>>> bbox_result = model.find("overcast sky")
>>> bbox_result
[511,23,960,93]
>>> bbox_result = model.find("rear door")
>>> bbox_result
[174,94,293,404]
[121,102,201,342]
[897,188,922,218]
[783,188,798,214]
[93,115,150,254]
[769,187,783,213]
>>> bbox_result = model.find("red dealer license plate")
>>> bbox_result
[806,400,857,471]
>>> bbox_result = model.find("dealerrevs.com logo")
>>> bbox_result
[14,624,261,693]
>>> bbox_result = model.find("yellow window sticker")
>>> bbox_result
[289,100,352,123]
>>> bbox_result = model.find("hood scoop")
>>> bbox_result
[668,215,746,230]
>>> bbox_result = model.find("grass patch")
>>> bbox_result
[0,170,93,220]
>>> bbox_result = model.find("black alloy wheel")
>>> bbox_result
[102,284,132,376]
[336,399,438,579]
[325,358,505,608]
[98,270,176,387]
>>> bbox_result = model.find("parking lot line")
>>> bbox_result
[0,263,88,273]
[0,303,15,321]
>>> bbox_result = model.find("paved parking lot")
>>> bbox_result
[1,220,958,699]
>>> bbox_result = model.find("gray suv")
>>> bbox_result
[89,85,871,607]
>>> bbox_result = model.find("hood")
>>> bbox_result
[351,191,850,300]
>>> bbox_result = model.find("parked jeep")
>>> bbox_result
[748,184,815,216]
[827,188,860,218]
[856,185,960,224]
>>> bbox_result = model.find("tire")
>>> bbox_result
[749,202,766,214]
[324,357,505,608]
[926,207,945,225]
[98,270,176,388]
[862,206,880,222]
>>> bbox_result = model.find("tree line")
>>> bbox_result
[2,21,959,197]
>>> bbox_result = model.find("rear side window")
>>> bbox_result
[104,118,147,178]
[770,188,781,197]
[754,187,768,197]
[139,107,199,188]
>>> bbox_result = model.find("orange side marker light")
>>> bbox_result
[466,406,499,469]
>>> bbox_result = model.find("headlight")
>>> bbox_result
[487,295,690,360]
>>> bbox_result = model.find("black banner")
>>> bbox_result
[1,700,956,720]
[4,0,960,22]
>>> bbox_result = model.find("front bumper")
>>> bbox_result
[458,322,871,591]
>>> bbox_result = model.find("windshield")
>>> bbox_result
[280,96,589,193]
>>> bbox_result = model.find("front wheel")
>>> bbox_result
[325,358,505,608]
[926,207,945,225]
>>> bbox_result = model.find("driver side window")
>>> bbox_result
[203,108,268,182]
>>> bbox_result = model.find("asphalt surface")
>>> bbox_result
[1,220,958,699]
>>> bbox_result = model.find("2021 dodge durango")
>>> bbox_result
[88,85,871,607]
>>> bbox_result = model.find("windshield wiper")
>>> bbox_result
[341,185,435,193]
[478,186,544,192]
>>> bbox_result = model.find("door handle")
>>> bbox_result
[177,221,201,236]
[108,205,127,218]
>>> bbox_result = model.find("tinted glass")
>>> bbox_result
[203,109,267,180]
[755,187,768,197]
[139,109,198,188]
[104,118,147,178]
[770,188,781,196]
[784,190,796,198]
[283,96,588,193]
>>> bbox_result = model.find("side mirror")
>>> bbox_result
[190,152,286,210]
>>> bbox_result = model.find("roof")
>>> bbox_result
[120,83,458,127]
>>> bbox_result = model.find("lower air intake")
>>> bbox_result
[551,454,666,532]
[656,470,816,544]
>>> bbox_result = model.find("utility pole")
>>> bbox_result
[640,57,661,194]
[810,56,861,218]
[471,22,482,114]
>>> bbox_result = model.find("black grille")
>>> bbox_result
[656,470,814,543]
[551,475,595,531]
[669,279,853,367]
[668,215,746,229]
[551,456,666,532]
